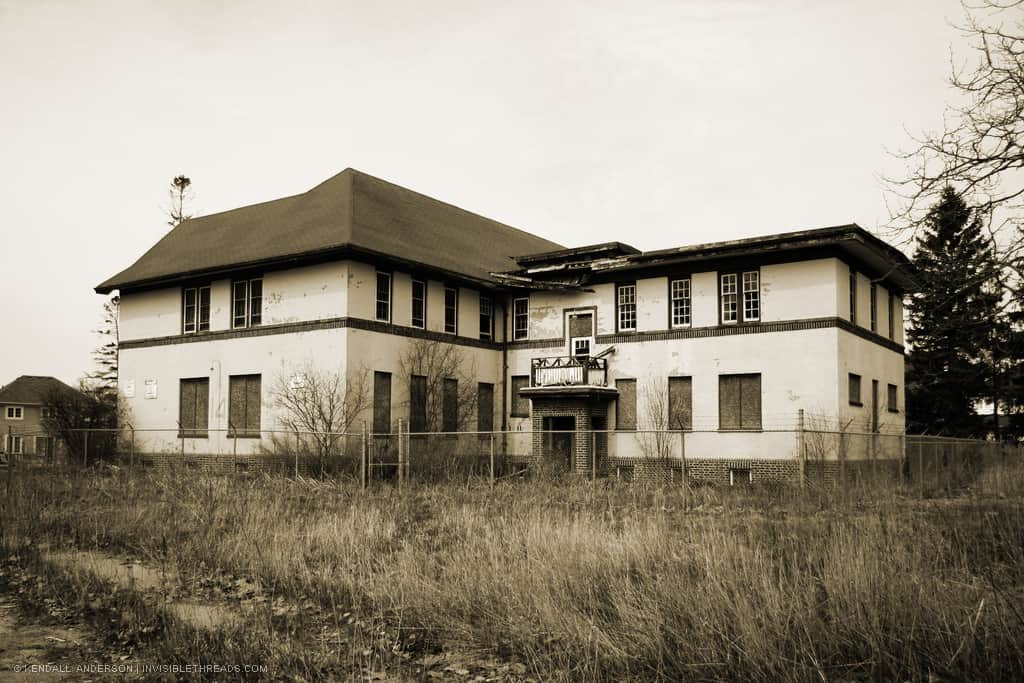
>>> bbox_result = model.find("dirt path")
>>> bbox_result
[0,594,92,682]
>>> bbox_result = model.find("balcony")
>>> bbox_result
[531,356,608,387]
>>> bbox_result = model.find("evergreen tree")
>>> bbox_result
[906,187,1004,436]
[89,294,119,400]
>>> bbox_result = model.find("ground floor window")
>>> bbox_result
[373,371,392,434]
[511,376,530,418]
[719,373,761,430]
[229,374,261,437]
[179,377,210,438]
[615,379,637,430]
[35,435,54,457]
[5,435,23,454]
[729,468,752,485]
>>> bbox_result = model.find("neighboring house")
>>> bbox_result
[0,375,77,457]
[96,168,916,481]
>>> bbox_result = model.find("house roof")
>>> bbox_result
[96,169,566,293]
[0,376,79,406]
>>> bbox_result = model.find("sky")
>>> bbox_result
[0,0,976,386]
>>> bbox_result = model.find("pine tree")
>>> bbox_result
[167,175,193,227]
[89,294,119,399]
[906,187,1004,436]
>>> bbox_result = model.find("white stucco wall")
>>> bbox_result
[760,258,840,322]
[119,288,182,340]
[262,262,348,324]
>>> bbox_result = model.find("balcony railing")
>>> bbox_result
[531,356,608,387]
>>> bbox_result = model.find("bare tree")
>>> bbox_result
[637,377,675,462]
[270,362,371,461]
[166,175,194,227]
[398,339,479,432]
[887,0,1024,253]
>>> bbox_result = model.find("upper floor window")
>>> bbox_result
[411,279,426,329]
[444,287,458,334]
[869,283,877,332]
[670,278,691,327]
[40,407,53,419]
[232,278,263,329]
[6,406,23,420]
[479,296,493,340]
[616,283,636,332]
[182,285,211,334]
[887,291,895,340]
[721,270,759,323]
[512,297,529,340]
[375,272,391,323]
[849,268,858,324]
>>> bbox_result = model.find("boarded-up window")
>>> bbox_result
[719,374,761,430]
[615,379,637,430]
[228,375,261,437]
[373,371,392,434]
[887,383,898,413]
[179,378,209,437]
[511,376,529,418]
[569,313,593,338]
[409,375,427,432]
[442,378,458,432]
[668,376,692,431]
[477,383,494,432]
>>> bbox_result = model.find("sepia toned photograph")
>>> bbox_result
[1,0,1023,680]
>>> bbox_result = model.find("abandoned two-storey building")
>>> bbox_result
[96,169,915,481]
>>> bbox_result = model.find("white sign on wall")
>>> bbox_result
[123,379,135,398]
[144,379,158,399]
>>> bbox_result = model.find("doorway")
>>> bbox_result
[543,415,576,470]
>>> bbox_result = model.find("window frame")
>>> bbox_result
[40,406,53,419]
[231,277,263,329]
[848,373,863,407]
[869,282,877,332]
[718,373,762,431]
[615,378,637,430]
[182,284,211,334]
[719,273,738,324]
[669,277,691,328]
[510,375,530,418]
[887,383,899,413]
[720,270,760,324]
[6,435,22,454]
[479,295,494,341]
[444,286,458,334]
[615,283,637,333]
[228,374,262,438]
[411,279,426,329]
[6,406,23,420]
[375,271,392,324]
[887,291,895,340]
[442,377,459,433]
[849,268,858,324]
[178,377,210,439]
[668,375,693,431]
[512,297,529,340]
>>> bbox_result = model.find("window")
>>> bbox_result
[5,406,23,420]
[668,376,693,431]
[615,378,637,430]
[573,338,591,359]
[479,296,493,340]
[178,378,209,438]
[888,292,895,340]
[510,376,530,417]
[477,383,494,432]
[569,312,594,359]
[228,374,261,437]
[670,278,691,327]
[848,373,862,406]
[5,435,22,454]
[232,278,263,329]
[40,407,53,419]
[729,468,752,486]
[742,271,760,321]
[442,378,458,432]
[720,274,738,323]
[375,272,391,323]
[373,371,391,434]
[35,436,54,457]
[182,285,211,334]
[444,287,458,334]
[513,298,529,340]
[409,375,427,432]
[411,280,426,329]
[849,268,857,324]
[870,283,877,332]
[616,284,636,332]
[719,374,762,430]
[887,383,899,413]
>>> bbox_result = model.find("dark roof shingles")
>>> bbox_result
[0,376,79,405]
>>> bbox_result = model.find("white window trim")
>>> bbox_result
[6,406,23,420]
[231,278,263,329]
[444,287,458,334]
[616,284,637,332]
[411,279,426,329]
[721,273,738,324]
[479,295,494,340]
[512,297,529,341]
[670,278,691,328]
[742,270,760,322]
[375,272,392,323]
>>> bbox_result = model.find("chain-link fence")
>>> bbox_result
[3,420,1022,497]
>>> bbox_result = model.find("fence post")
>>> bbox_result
[294,430,300,478]
[797,409,806,491]
[680,430,688,511]
[397,419,405,492]
[129,426,135,468]
[360,421,368,491]
[83,429,89,467]
[489,433,495,487]
[838,429,846,493]
[591,430,597,481]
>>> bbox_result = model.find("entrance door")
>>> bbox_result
[543,415,576,471]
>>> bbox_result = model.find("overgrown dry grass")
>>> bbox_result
[2,465,1024,681]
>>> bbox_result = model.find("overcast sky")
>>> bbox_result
[1,0,972,386]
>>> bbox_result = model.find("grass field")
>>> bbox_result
[2,465,1024,681]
